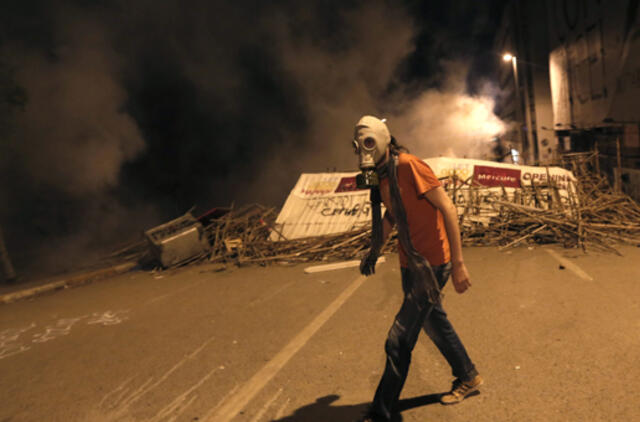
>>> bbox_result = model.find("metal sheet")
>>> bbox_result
[145,213,210,267]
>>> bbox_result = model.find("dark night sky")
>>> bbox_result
[0,0,507,272]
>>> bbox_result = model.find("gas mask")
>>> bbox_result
[352,115,391,188]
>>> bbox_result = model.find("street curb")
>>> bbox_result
[0,261,137,305]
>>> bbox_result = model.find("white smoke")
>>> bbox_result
[391,61,506,159]
[236,5,506,205]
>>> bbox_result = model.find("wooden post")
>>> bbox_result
[0,225,16,282]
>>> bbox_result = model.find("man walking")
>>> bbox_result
[352,116,482,422]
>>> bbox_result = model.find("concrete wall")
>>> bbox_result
[493,0,556,165]
[547,0,640,129]
[494,0,640,173]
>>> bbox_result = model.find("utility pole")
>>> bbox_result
[0,224,16,282]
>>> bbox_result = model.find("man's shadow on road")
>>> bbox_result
[270,392,445,422]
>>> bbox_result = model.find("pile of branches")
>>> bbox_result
[102,204,394,268]
[456,151,640,253]
[107,151,640,269]
[203,204,396,265]
[207,152,640,265]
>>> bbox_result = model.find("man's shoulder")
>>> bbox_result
[397,152,431,170]
[397,152,423,166]
[397,153,439,187]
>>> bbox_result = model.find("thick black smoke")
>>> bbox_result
[0,0,505,274]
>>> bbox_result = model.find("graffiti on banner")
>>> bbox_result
[306,194,372,218]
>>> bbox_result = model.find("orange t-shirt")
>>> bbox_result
[379,153,451,268]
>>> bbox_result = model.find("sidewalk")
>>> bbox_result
[0,261,138,304]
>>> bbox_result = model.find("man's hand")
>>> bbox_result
[451,261,471,293]
[360,251,379,276]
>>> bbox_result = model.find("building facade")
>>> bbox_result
[494,0,640,199]
[493,0,556,165]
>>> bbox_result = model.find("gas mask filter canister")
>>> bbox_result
[353,115,391,188]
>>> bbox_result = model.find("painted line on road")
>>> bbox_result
[545,249,594,281]
[205,274,368,422]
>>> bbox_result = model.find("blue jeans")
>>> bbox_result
[370,263,478,420]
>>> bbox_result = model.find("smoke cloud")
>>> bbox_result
[391,61,506,159]
[0,0,505,274]
[13,16,145,194]
[235,4,506,204]
[1,5,150,272]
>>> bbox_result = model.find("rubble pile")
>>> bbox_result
[456,152,640,253]
[203,204,396,265]
[107,152,640,269]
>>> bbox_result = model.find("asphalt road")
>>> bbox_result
[1,245,639,422]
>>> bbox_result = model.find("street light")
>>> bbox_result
[503,53,513,62]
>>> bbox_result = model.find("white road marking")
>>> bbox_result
[204,275,368,422]
[304,257,386,274]
[248,388,283,422]
[545,249,594,281]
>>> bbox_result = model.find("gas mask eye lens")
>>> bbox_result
[352,139,359,154]
[363,137,376,149]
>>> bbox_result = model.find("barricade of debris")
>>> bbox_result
[104,204,398,269]
[202,204,397,266]
[107,152,640,270]
[456,151,640,253]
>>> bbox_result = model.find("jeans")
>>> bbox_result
[370,263,478,420]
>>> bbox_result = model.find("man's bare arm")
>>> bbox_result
[361,211,395,276]
[372,211,394,255]
[423,186,471,293]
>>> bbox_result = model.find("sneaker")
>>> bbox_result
[440,375,483,405]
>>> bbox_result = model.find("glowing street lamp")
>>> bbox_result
[503,53,513,62]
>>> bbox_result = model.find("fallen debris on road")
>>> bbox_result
[456,152,640,253]
[203,204,396,266]
[107,152,640,270]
